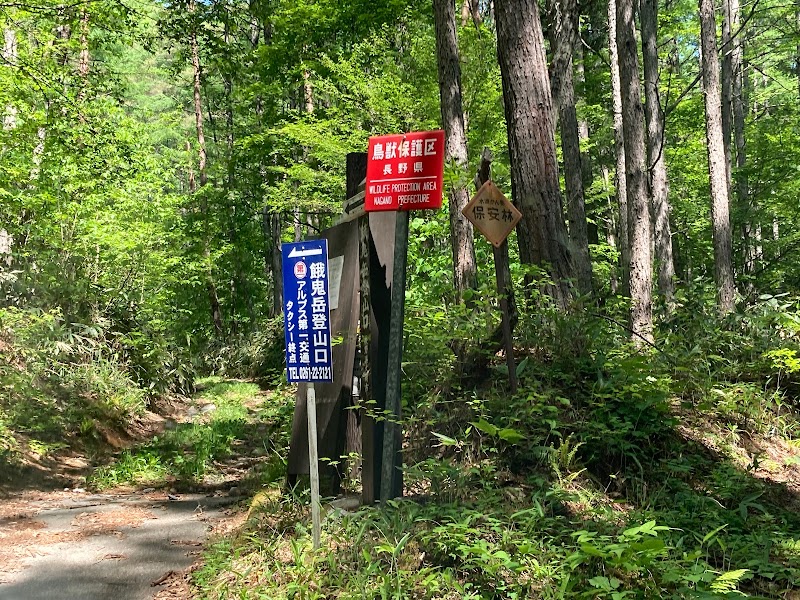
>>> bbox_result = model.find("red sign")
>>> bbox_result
[365,130,445,212]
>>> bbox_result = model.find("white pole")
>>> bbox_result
[306,384,321,549]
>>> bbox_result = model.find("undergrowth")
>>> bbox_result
[192,294,800,598]
[88,377,293,490]
[0,307,161,474]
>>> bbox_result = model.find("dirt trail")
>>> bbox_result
[0,489,236,600]
[0,384,269,599]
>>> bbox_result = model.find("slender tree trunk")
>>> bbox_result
[794,0,800,100]
[729,0,752,279]
[76,9,89,125]
[190,14,208,189]
[603,165,619,296]
[641,0,676,305]
[461,0,482,26]
[699,0,736,313]
[3,28,17,130]
[721,0,734,191]
[222,7,249,332]
[189,0,224,337]
[617,0,653,343]
[495,0,574,308]
[78,9,89,79]
[433,0,477,301]
[608,0,630,296]
[575,44,593,190]
[270,211,283,317]
[548,0,593,296]
[30,126,46,181]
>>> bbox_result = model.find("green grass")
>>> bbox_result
[188,346,800,599]
[193,446,800,599]
[88,377,277,490]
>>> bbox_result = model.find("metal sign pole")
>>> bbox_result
[281,239,332,549]
[306,384,321,550]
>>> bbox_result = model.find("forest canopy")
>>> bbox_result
[2,0,800,595]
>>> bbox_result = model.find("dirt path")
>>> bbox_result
[0,489,236,600]
[0,379,274,600]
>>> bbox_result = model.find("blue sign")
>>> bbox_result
[282,240,333,383]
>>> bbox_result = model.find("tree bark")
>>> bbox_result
[608,0,630,296]
[270,211,283,317]
[433,0,477,301]
[640,0,676,305]
[190,6,208,190]
[699,0,736,313]
[732,0,753,277]
[548,0,593,296]
[460,0,482,27]
[575,44,593,192]
[617,0,654,343]
[494,0,574,308]
[3,28,17,130]
[189,0,224,337]
[721,0,734,191]
[78,9,89,79]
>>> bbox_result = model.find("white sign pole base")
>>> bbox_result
[306,384,321,550]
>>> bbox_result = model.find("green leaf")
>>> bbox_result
[498,428,525,444]
[702,523,728,545]
[470,419,498,437]
[432,432,458,446]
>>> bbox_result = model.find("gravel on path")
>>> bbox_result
[0,490,237,600]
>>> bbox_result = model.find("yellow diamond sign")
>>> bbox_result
[462,180,522,248]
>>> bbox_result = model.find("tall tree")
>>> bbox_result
[608,0,630,295]
[699,0,736,312]
[494,0,574,308]
[640,0,676,304]
[729,0,753,277]
[617,0,653,343]
[188,0,224,337]
[3,27,17,130]
[433,0,477,301]
[721,0,734,189]
[548,0,593,296]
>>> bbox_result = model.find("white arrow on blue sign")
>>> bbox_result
[281,239,334,383]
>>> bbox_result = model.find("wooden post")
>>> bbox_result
[380,211,409,502]
[494,243,517,393]
[358,214,375,504]
[306,385,321,549]
[476,148,517,392]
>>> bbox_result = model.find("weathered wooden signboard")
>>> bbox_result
[462,180,522,248]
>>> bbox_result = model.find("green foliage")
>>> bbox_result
[89,377,289,489]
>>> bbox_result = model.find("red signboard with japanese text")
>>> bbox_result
[365,130,445,212]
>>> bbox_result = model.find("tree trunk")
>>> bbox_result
[548,0,593,296]
[460,0,482,27]
[3,28,17,130]
[575,44,593,190]
[78,9,89,79]
[433,0,477,301]
[699,0,736,313]
[617,0,654,343]
[721,0,734,191]
[733,9,753,279]
[190,8,208,190]
[608,0,630,296]
[189,0,224,337]
[271,211,283,317]
[494,0,573,308]
[640,0,676,305]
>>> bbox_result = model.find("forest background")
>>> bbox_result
[3,0,800,596]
